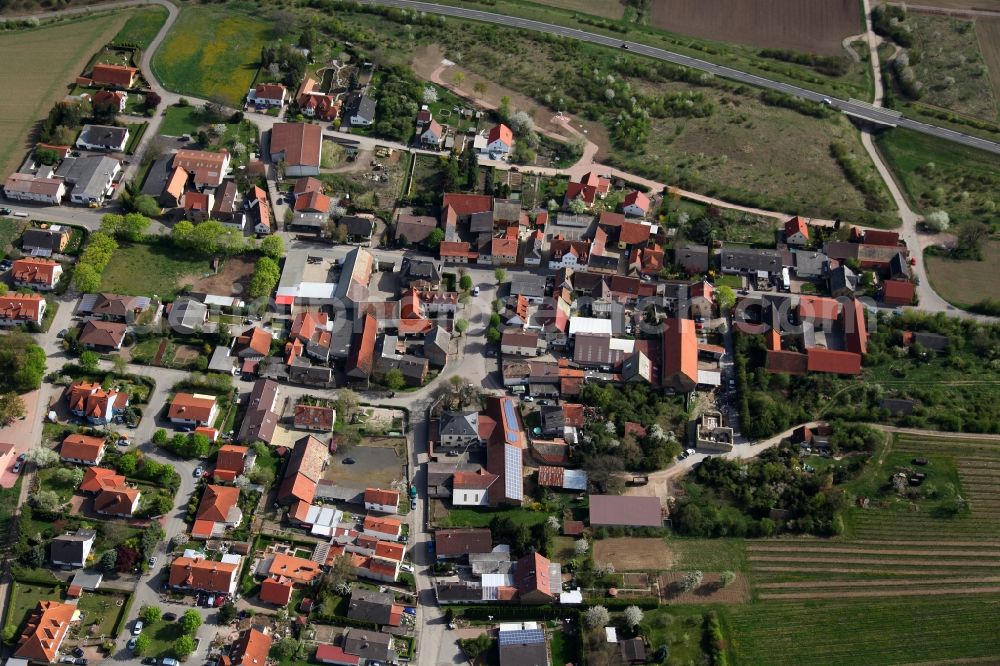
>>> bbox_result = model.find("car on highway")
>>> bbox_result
[621,42,629,49]
[821,97,833,105]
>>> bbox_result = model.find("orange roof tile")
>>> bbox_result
[14,600,77,663]
[267,552,322,584]
[259,578,294,606]
[169,556,239,593]
[60,433,105,463]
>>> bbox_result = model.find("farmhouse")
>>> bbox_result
[172,148,230,188]
[89,63,137,87]
[269,123,322,176]
[277,434,328,505]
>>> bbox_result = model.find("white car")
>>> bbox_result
[132,620,143,635]
[685,448,696,456]
[401,564,414,573]
[473,286,480,296]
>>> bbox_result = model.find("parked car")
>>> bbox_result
[59,657,75,664]
[16,453,25,462]
[163,612,177,622]
[132,620,143,635]
[72,649,85,659]
[12,462,21,474]
[74,659,88,665]
[193,467,203,478]
[127,638,137,650]
[342,457,356,465]
[56,328,68,338]
[472,286,480,296]
[177,425,194,433]
[148,557,157,567]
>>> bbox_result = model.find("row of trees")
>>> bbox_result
[132,607,202,658]
[73,231,118,293]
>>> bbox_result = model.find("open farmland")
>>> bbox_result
[926,240,1000,309]
[592,537,673,571]
[977,19,1000,112]
[0,13,127,177]
[530,0,625,19]
[151,7,270,106]
[112,5,168,49]
[650,0,861,56]
[875,0,1000,9]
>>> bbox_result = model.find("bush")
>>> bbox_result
[924,210,950,232]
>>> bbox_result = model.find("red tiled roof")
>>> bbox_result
[215,445,248,476]
[434,528,493,556]
[766,350,808,374]
[807,348,862,375]
[293,176,323,195]
[798,296,842,321]
[169,393,216,423]
[883,279,915,306]
[11,257,60,286]
[864,229,899,246]
[618,221,651,245]
[562,403,585,427]
[270,123,322,168]
[537,466,564,487]
[226,627,273,666]
[315,644,360,665]
[844,298,869,355]
[347,313,378,378]
[439,241,478,259]
[623,190,649,212]
[267,552,322,584]
[294,404,334,430]
[784,215,809,240]
[453,468,499,490]
[0,294,44,322]
[14,600,77,663]
[255,83,286,101]
[60,433,105,463]
[661,318,697,391]
[196,484,241,523]
[441,193,492,217]
[294,190,331,213]
[514,551,553,599]
[365,487,400,507]
[565,181,597,205]
[91,63,136,86]
[235,327,272,356]
[488,123,513,146]
[363,515,402,535]
[169,556,238,593]
[374,541,405,561]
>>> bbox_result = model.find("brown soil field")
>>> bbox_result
[837,539,1000,547]
[659,572,749,604]
[753,565,998,575]
[649,0,861,56]
[189,256,258,295]
[530,0,625,19]
[757,576,1000,589]
[877,0,1000,11]
[592,537,673,571]
[758,585,1000,600]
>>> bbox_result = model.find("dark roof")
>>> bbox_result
[620,637,647,663]
[340,215,374,237]
[49,530,95,565]
[674,244,710,273]
[435,528,493,556]
[912,331,949,351]
[346,588,396,625]
[540,404,564,435]
[881,398,915,416]
[509,274,547,298]
[401,258,440,283]
[720,244,784,274]
[21,227,68,253]
[346,93,377,122]
[589,495,662,527]
[342,628,395,662]
[237,379,279,444]
[827,265,857,294]
[440,411,479,438]
[499,641,548,666]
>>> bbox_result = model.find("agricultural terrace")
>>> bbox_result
[0,13,128,176]
[152,7,270,106]
[899,13,997,122]
[875,127,1000,224]
[661,432,1000,664]
[649,0,861,56]
[926,240,1000,311]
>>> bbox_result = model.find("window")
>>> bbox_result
[463,493,468,502]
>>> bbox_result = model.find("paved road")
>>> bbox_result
[362,0,1000,155]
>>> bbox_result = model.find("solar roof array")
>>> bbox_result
[498,629,545,646]
[504,445,523,501]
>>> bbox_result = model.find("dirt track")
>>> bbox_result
[757,576,1000,589]
[753,566,1000,575]
[747,546,1000,557]
[759,585,1000,600]
[748,556,1000,566]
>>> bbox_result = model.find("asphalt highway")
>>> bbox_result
[362,0,1000,155]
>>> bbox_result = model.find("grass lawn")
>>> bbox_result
[641,606,712,666]
[438,506,551,528]
[2,582,61,637]
[158,105,206,137]
[124,122,148,154]
[37,466,80,504]
[152,6,271,106]
[140,617,187,659]
[113,5,169,49]
[667,537,748,572]
[925,240,1000,309]
[100,243,213,299]
[0,13,127,177]
[0,218,28,258]
[875,127,1000,225]
[77,591,131,637]
[0,475,22,542]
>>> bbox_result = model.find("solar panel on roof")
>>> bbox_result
[498,629,545,646]
[502,399,519,443]
[504,445,523,500]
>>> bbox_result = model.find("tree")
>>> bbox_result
[720,570,736,587]
[494,268,507,284]
[152,429,168,446]
[72,263,101,293]
[248,465,275,488]
[426,227,445,249]
[574,538,589,555]
[22,544,45,567]
[568,197,588,214]
[112,355,128,376]
[681,570,704,591]
[133,634,151,656]
[248,256,280,298]
[459,274,473,291]
[715,285,735,311]
[260,234,285,259]
[144,493,173,517]
[172,220,195,247]
[334,389,360,422]
[35,147,59,165]
[99,550,118,573]
[956,220,988,260]
[26,447,59,468]
[454,319,469,334]
[140,606,162,623]
[452,71,465,87]
[321,554,357,593]
[274,637,300,660]
[0,392,26,425]
[473,80,487,96]
[173,635,196,659]
[219,600,238,624]
[624,605,644,628]
[925,210,950,232]
[180,609,201,634]
[130,196,160,219]
[79,351,99,372]
[487,327,502,345]
[54,466,84,487]
[384,368,405,391]
[585,605,610,628]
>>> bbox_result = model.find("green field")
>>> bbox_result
[436,505,550,528]
[100,243,213,299]
[926,240,1000,309]
[158,104,208,137]
[0,218,28,259]
[151,7,271,106]
[77,590,132,637]
[0,13,128,176]
[139,617,188,659]
[113,5,169,49]
[875,127,1000,225]
[2,582,62,638]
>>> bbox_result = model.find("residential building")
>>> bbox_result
[13,601,79,664]
[514,552,560,604]
[294,404,335,432]
[674,244,710,275]
[485,396,526,505]
[78,319,127,351]
[184,191,214,222]
[883,279,916,307]
[340,215,375,242]
[11,257,62,290]
[59,433,106,466]
[363,515,403,542]
[364,487,400,514]
[262,552,323,585]
[346,93,377,126]
[784,215,809,246]
[80,467,140,516]
[172,148,231,188]
[424,325,449,368]
[58,154,121,204]
[719,244,784,277]
[661,318,698,393]
[66,381,128,425]
[483,123,513,156]
[452,469,497,506]
[3,173,66,204]
[246,185,272,234]
[341,628,397,665]
[76,124,129,151]
[346,313,378,386]
[501,330,545,357]
[269,123,322,176]
[168,393,218,426]
[395,213,439,246]
[250,82,287,107]
[166,297,208,335]
[316,644,361,666]
[347,588,403,627]
[563,171,610,208]
[214,444,249,482]
[50,530,96,568]
[439,411,481,448]
[93,89,127,112]
[0,294,45,327]
[276,435,328,505]
[222,627,273,666]
[622,190,650,217]
[213,180,243,228]
[169,555,240,595]
[589,495,662,527]
[192,484,243,539]
[80,292,152,322]
[90,63,137,87]
[21,226,70,256]
[420,119,444,148]
[498,623,549,666]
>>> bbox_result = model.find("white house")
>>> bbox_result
[168,393,218,426]
[364,487,400,514]
[784,216,810,246]
[483,123,513,156]
[420,119,444,149]
[451,469,496,506]
[3,173,66,204]
[622,190,650,218]
[75,125,129,152]
[50,530,96,568]
[362,515,403,542]
[501,330,545,357]
[250,83,287,107]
